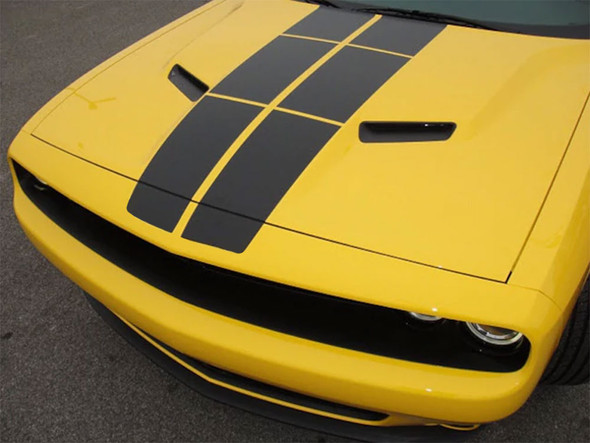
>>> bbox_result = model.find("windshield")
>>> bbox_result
[303,0,590,39]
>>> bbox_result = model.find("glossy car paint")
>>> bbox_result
[28,0,589,281]
[7,0,590,428]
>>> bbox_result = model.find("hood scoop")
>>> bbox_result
[359,122,456,143]
[168,64,209,101]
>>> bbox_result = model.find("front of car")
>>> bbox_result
[7,0,590,436]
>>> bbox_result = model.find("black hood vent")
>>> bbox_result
[168,64,208,101]
[360,121,456,143]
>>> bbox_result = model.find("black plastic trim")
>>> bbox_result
[13,161,530,373]
[138,324,387,422]
[168,64,208,101]
[359,122,456,143]
[85,293,476,442]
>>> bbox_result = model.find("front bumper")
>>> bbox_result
[85,293,476,440]
[8,132,568,429]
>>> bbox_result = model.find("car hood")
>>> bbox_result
[31,0,589,281]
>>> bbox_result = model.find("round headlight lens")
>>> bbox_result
[408,311,442,322]
[466,322,523,346]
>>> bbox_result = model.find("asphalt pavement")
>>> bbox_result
[1,1,589,441]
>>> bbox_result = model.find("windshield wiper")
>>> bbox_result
[352,6,501,31]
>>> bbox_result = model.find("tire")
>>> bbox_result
[541,276,589,385]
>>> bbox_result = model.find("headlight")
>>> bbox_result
[466,322,523,346]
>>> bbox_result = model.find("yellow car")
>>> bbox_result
[7,0,589,438]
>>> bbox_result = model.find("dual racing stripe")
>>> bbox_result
[280,46,408,123]
[127,97,262,231]
[351,16,446,55]
[182,111,338,253]
[128,37,335,231]
[128,7,445,252]
[212,36,334,104]
[284,7,372,40]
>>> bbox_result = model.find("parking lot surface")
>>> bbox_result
[1,1,588,441]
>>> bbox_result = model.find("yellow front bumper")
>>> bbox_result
[8,134,568,428]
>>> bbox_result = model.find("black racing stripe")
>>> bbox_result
[127,97,261,231]
[182,205,263,253]
[127,183,189,233]
[284,7,373,41]
[351,16,445,56]
[182,111,338,252]
[280,46,407,123]
[211,36,334,104]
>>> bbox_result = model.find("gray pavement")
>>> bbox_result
[1,1,588,441]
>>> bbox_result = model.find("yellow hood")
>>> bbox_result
[31,0,590,281]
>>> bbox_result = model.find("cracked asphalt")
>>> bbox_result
[1,1,589,441]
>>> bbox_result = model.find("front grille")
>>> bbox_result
[13,161,530,372]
